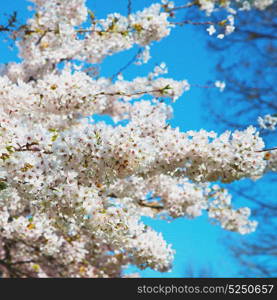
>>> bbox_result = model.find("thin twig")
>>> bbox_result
[255,147,277,152]
[110,48,142,81]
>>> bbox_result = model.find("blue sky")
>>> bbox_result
[0,0,267,278]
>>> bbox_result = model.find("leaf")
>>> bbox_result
[0,181,7,191]
[51,134,59,142]
[88,9,95,22]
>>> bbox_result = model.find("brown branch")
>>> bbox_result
[93,88,169,98]
[138,200,164,210]
[255,147,277,152]
[127,0,132,15]
[13,142,53,155]
[107,194,164,210]
[172,20,214,26]
[10,260,37,266]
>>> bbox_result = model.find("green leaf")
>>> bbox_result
[48,128,57,132]
[6,146,14,153]
[0,181,7,191]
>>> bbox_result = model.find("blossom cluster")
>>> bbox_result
[197,0,275,14]
[5,1,172,82]
[258,114,277,131]
[199,0,274,39]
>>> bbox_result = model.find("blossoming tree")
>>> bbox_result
[0,0,276,277]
